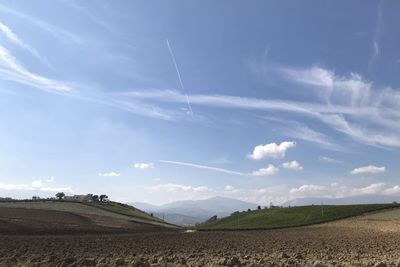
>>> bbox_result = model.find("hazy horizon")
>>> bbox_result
[0,0,399,206]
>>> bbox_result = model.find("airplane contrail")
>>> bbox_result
[166,39,194,118]
[159,160,246,176]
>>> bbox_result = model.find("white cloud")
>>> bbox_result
[252,164,279,176]
[284,123,346,151]
[281,66,334,88]
[133,162,154,170]
[98,172,120,177]
[288,182,400,200]
[384,185,400,195]
[122,65,400,148]
[159,160,245,176]
[146,183,214,203]
[46,176,55,182]
[224,185,236,192]
[0,180,72,193]
[0,45,72,92]
[289,184,327,195]
[150,183,210,193]
[249,141,296,160]
[282,160,303,170]
[318,156,343,164]
[31,180,44,188]
[353,183,385,195]
[0,21,45,62]
[350,165,386,175]
[0,3,83,44]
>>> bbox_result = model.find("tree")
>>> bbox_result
[99,194,108,202]
[257,205,261,210]
[55,192,65,200]
[91,195,99,202]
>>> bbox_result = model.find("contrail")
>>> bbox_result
[159,160,245,176]
[166,39,194,118]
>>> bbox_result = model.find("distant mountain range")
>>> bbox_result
[131,197,258,226]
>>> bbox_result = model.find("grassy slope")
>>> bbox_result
[0,200,163,224]
[197,203,400,230]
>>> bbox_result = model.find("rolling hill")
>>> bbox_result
[0,200,178,234]
[197,203,400,230]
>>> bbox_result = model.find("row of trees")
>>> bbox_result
[55,192,109,202]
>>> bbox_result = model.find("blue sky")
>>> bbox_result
[0,0,399,205]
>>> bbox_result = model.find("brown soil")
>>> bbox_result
[0,207,174,235]
[0,208,400,266]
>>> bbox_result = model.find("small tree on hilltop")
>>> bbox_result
[55,192,65,200]
[92,195,99,202]
[99,194,108,202]
[257,205,261,210]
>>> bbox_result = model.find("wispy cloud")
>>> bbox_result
[159,160,246,176]
[148,183,212,202]
[121,78,400,147]
[0,45,72,92]
[60,0,116,35]
[289,182,397,199]
[134,162,154,170]
[368,0,384,72]
[120,65,400,148]
[98,172,121,177]
[0,21,44,61]
[262,117,346,151]
[318,156,343,164]
[0,3,82,44]
[0,180,72,193]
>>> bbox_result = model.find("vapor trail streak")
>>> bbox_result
[166,39,194,117]
[159,160,246,176]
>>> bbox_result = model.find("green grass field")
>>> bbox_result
[197,203,400,230]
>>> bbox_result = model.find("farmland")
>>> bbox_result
[0,201,177,234]
[0,202,400,266]
[197,203,400,230]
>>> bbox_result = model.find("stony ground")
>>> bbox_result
[0,217,400,267]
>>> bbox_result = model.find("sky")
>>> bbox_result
[0,0,399,205]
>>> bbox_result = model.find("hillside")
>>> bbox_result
[0,200,178,234]
[197,203,400,230]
